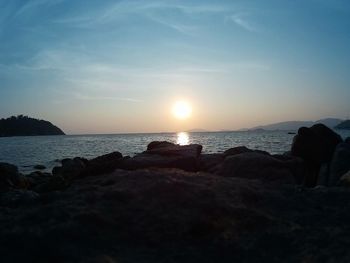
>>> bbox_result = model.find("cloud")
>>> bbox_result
[15,0,66,17]
[229,13,258,32]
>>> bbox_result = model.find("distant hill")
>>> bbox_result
[335,120,350,130]
[250,118,343,131]
[186,128,209,133]
[0,115,65,137]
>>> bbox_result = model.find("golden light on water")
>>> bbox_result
[172,100,192,120]
[177,132,189,145]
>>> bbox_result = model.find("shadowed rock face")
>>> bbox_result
[291,124,343,187]
[1,169,350,262]
[219,152,300,184]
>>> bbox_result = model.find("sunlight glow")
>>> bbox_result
[177,132,189,145]
[172,101,192,120]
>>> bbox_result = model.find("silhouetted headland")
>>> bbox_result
[1,124,350,262]
[0,115,65,137]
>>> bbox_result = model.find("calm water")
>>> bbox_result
[1,130,349,173]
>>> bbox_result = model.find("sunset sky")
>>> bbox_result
[1,0,350,134]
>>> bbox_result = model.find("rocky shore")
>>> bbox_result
[1,124,350,262]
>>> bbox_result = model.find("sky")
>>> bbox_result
[0,0,350,134]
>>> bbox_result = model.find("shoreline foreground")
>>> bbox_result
[1,124,350,262]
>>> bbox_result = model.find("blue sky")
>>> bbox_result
[1,0,350,133]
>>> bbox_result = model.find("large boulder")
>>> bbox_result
[328,142,350,186]
[52,157,88,180]
[338,170,350,187]
[122,153,200,172]
[121,142,203,172]
[224,146,269,157]
[219,152,302,184]
[145,141,202,158]
[0,162,28,191]
[291,124,342,187]
[80,151,123,177]
[198,153,225,173]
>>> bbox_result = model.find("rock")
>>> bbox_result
[52,157,87,179]
[147,141,176,151]
[291,124,342,187]
[345,137,350,144]
[26,171,52,189]
[145,141,202,158]
[122,153,199,172]
[198,153,224,173]
[219,152,298,184]
[33,164,46,170]
[0,189,39,207]
[119,142,203,172]
[338,170,350,187]
[317,163,330,186]
[328,142,350,186]
[33,176,66,193]
[0,162,23,191]
[2,168,350,262]
[80,152,123,177]
[224,146,269,157]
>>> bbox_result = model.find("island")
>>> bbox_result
[0,115,65,137]
[335,120,350,130]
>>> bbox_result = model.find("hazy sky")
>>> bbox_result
[1,0,350,134]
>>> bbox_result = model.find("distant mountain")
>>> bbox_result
[0,115,65,137]
[186,128,209,133]
[250,118,343,131]
[335,120,350,130]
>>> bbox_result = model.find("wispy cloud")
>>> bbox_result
[229,13,258,32]
[15,0,66,17]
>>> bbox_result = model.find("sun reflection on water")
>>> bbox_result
[177,132,189,145]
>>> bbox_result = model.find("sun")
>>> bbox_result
[172,100,192,120]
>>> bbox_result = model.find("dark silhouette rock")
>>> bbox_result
[34,164,46,170]
[145,141,202,157]
[291,124,342,187]
[0,162,27,191]
[224,146,269,157]
[2,168,350,262]
[0,115,65,137]
[52,157,87,179]
[122,153,199,172]
[80,152,123,177]
[219,152,300,184]
[33,176,66,193]
[328,142,350,186]
[0,189,39,207]
[120,142,203,172]
[199,153,225,173]
[338,171,350,187]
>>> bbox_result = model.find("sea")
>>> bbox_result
[1,130,350,174]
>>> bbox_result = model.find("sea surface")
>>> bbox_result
[1,130,349,173]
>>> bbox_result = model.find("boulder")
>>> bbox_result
[291,124,342,187]
[328,142,350,186]
[0,190,39,207]
[338,170,350,187]
[80,152,123,177]
[317,163,330,186]
[224,146,269,157]
[198,153,225,173]
[219,152,300,184]
[33,176,66,193]
[0,162,25,191]
[122,153,199,172]
[145,141,202,158]
[26,171,52,188]
[52,157,87,179]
